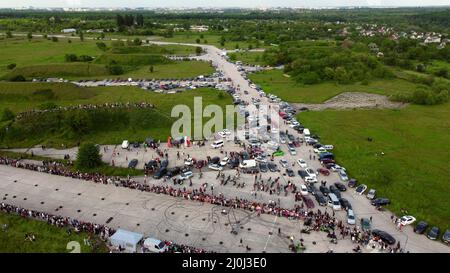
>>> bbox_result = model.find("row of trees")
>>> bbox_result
[116,14,144,28]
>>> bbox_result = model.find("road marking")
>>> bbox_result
[263,215,278,251]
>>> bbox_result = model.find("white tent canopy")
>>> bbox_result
[109,229,143,252]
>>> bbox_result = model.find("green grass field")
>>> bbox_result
[0,83,233,147]
[298,103,450,229]
[0,37,212,80]
[158,33,256,50]
[0,212,108,253]
[249,69,420,103]
[229,51,266,66]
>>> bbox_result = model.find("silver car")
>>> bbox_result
[366,189,376,200]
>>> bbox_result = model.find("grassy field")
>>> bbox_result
[249,69,420,103]
[158,33,255,50]
[229,51,266,66]
[298,103,450,229]
[0,83,233,147]
[0,212,108,253]
[0,37,211,80]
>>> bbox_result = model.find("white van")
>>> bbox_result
[211,139,224,149]
[121,140,129,149]
[303,128,311,138]
[327,193,341,210]
[143,238,168,253]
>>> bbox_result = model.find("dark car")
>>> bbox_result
[211,156,221,164]
[259,162,268,173]
[153,168,167,179]
[371,198,390,206]
[319,185,330,196]
[339,198,352,211]
[442,230,450,244]
[319,152,334,160]
[320,158,335,165]
[334,182,347,191]
[414,221,429,234]
[302,196,315,209]
[132,142,140,148]
[229,157,240,168]
[128,159,138,169]
[145,160,158,170]
[329,185,341,199]
[268,162,278,172]
[298,170,308,179]
[314,192,327,206]
[348,179,358,188]
[165,167,181,178]
[306,184,315,193]
[286,168,295,177]
[372,229,396,245]
[313,143,323,149]
[427,226,440,240]
[161,159,169,168]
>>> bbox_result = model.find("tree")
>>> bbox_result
[195,46,202,55]
[133,38,142,46]
[65,54,78,62]
[1,108,14,121]
[6,63,16,70]
[196,38,200,44]
[136,14,144,27]
[75,143,102,170]
[108,64,124,75]
[149,65,154,73]
[9,75,26,82]
[64,111,91,136]
[27,32,32,40]
[116,14,125,27]
[96,42,108,51]
[52,36,58,42]
[79,31,84,42]
[219,36,226,47]
[6,31,12,38]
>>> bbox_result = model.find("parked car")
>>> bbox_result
[302,196,315,209]
[220,157,229,166]
[298,170,308,179]
[184,158,193,166]
[400,215,416,226]
[259,162,268,173]
[442,230,450,244]
[347,209,356,225]
[319,185,330,196]
[268,162,279,172]
[314,192,327,206]
[208,164,223,171]
[339,198,352,211]
[121,140,129,149]
[279,159,288,168]
[178,170,193,181]
[372,229,396,245]
[300,184,308,196]
[371,198,390,206]
[297,159,307,168]
[286,168,295,177]
[355,184,367,195]
[414,221,429,234]
[329,185,341,199]
[348,179,358,188]
[427,227,440,240]
[338,170,349,181]
[366,189,376,200]
[361,218,371,231]
[317,168,330,176]
[128,159,138,169]
[305,168,317,178]
[334,182,346,191]
[153,168,167,179]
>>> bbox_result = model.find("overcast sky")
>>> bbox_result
[0,0,449,8]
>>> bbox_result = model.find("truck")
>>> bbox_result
[239,159,256,169]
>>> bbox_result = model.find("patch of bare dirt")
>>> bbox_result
[293,92,407,111]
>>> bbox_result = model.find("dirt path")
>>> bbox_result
[292,92,407,111]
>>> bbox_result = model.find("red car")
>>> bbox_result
[317,168,330,176]
[302,196,315,209]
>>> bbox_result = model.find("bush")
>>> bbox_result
[65,54,78,62]
[75,143,102,169]
[38,102,58,110]
[9,75,26,82]
[108,64,124,75]
[6,63,16,70]
[32,89,56,100]
[1,108,15,121]
[96,42,108,51]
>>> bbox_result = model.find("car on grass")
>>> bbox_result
[372,229,396,245]
[334,182,346,191]
[366,189,376,200]
[414,221,429,234]
[427,227,440,240]
[128,159,138,169]
[300,185,308,196]
[297,159,307,168]
[371,198,390,206]
[208,164,223,171]
[400,215,416,226]
[347,209,356,225]
[355,184,367,195]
